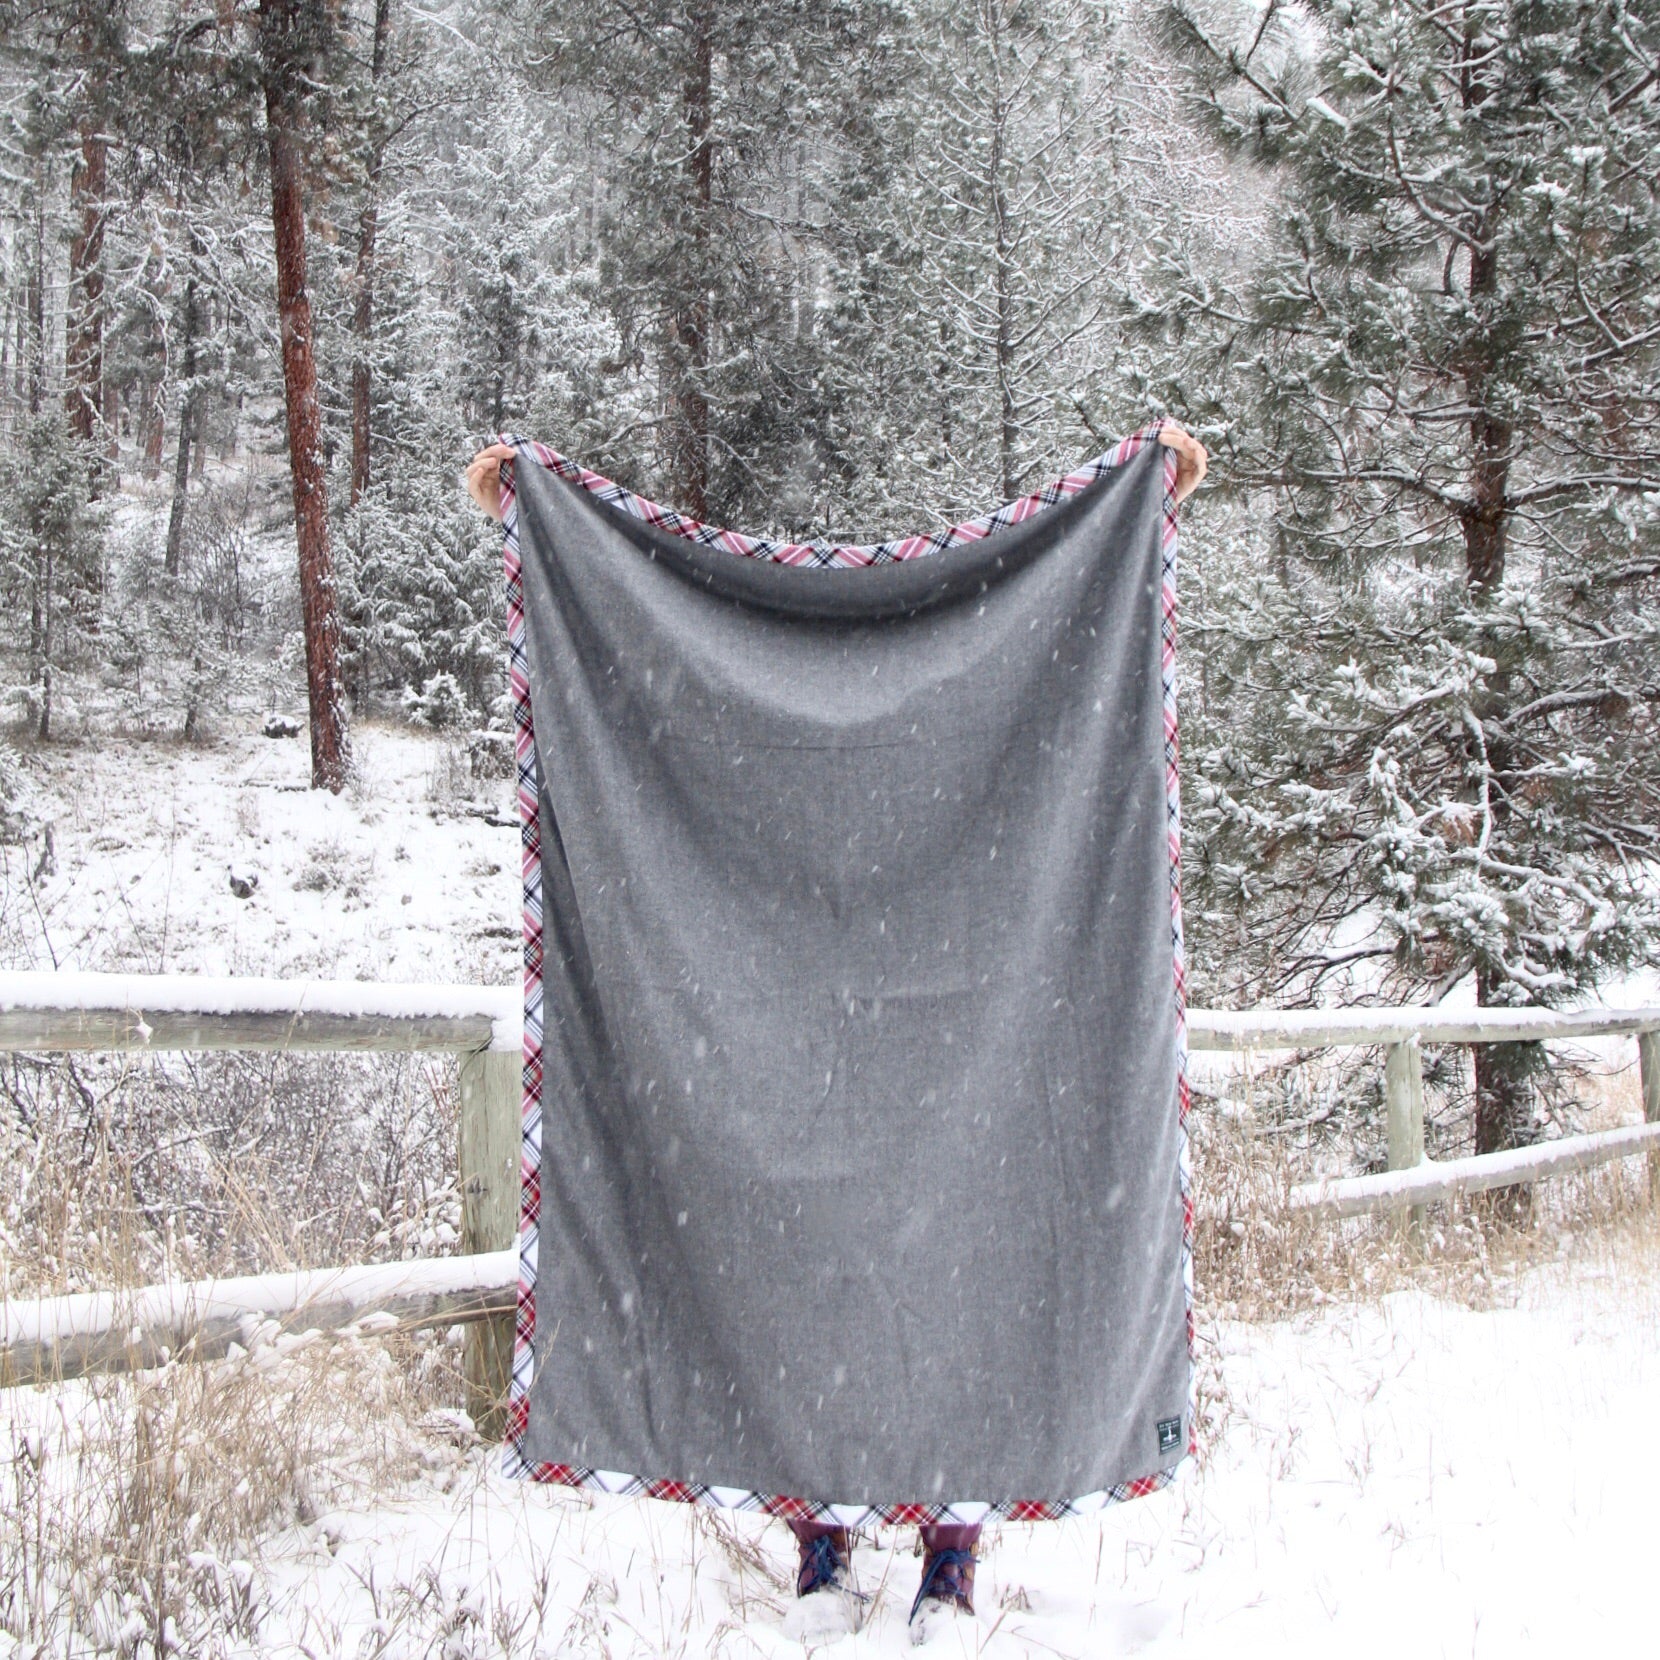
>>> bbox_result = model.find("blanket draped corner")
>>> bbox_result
[499,430,1192,1525]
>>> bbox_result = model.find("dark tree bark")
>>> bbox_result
[349,0,394,506]
[65,119,108,455]
[261,0,350,792]
[1461,244,1512,597]
[140,379,165,478]
[665,3,712,519]
[65,1,112,475]
[1473,970,1543,1221]
[163,275,200,576]
[1460,234,1537,1163]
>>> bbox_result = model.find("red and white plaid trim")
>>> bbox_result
[498,427,1193,1524]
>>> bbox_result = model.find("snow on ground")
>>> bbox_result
[7,722,1655,1653]
[7,720,521,986]
[60,1240,1632,1659]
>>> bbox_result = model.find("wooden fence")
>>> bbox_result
[2,970,1657,1411]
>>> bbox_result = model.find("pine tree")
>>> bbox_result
[0,409,102,740]
[335,64,628,719]
[901,0,1121,505]
[348,0,396,506]
[62,0,120,470]
[258,0,350,790]
[810,0,1188,534]
[1153,0,1660,1150]
[516,0,896,526]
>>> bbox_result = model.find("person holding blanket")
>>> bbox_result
[466,423,1208,1646]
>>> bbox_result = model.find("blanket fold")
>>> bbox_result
[502,431,1191,1522]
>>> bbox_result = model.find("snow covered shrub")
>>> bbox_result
[424,739,476,813]
[342,466,503,724]
[0,412,106,742]
[96,496,270,741]
[401,670,470,731]
[0,741,32,841]
[467,727,515,780]
[178,480,263,652]
[293,835,375,902]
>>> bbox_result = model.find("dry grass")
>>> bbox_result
[2,1319,465,1656]
[1192,1120,1656,1320]
[2,1047,472,1654]
[3,1037,1657,1654]
[1181,1037,1658,1473]
[1,1048,460,1300]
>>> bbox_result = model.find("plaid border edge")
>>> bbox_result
[496,424,1193,1525]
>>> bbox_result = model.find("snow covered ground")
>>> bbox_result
[5,722,1655,1655]
[4,719,521,986]
[11,1237,1625,1659]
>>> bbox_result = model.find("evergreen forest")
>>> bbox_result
[2,0,1657,1153]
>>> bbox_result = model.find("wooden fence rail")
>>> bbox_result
[1,971,1657,1402]
[0,1253,518,1391]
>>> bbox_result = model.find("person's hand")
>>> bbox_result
[465,442,516,521]
[1158,424,1208,504]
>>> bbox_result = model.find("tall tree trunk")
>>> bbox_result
[27,182,47,675]
[1463,416,1512,595]
[66,7,109,477]
[141,379,165,478]
[262,0,350,792]
[349,0,394,506]
[27,182,46,418]
[1473,968,1541,1157]
[36,537,54,742]
[992,164,1017,500]
[164,271,200,576]
[66,126,107,452]
[936,316,953,457]
[793,140,813,343]
[1461,235,1536,1167]
[666,3,713,519]
[986,15,1018,502]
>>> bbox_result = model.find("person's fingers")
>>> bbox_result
[1158,424,1208,503]
[464,443,517,520]
[1157,426,1198,463]
[463,459,496,512]
[1175,438,1206,497]
[467,447,514,485]
[465,443,515,481]
[1181,440,1208,502]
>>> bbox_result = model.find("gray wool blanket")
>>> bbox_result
[501,432,1191,1522]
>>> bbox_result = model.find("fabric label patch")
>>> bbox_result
[1156,1417,1182,1454]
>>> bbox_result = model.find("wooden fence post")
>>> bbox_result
[458,1048,520,1440]
[1385,1038,1426,1238]
[1640,1030,1660,1201]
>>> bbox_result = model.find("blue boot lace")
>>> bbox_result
[909,1546,976,1623]
[798,1533,850,1598]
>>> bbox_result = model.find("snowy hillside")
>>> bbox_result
[4,720,521,987]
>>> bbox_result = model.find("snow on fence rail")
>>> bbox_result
[1,971,1657,1398]
[0,1253,518,1391]
[0,971,523,1419]
[0,968,518,1053]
